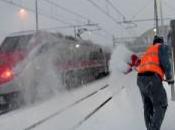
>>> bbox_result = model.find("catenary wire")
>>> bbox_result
[42,0,113,37]
[105,0,126,19]
[0,0,73,25]
[86,0,134,36]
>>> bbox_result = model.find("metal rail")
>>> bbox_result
[24,84,109,130]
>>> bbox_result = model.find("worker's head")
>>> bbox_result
[153,35,164,44]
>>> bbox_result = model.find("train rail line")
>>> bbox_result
[24,84,109,130]
[72,96,112,130]
[71,85,126,130]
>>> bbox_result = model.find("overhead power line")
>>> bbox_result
[86,0,134,36]
[131,1,153,20]
[0,0,72,25]
[42,0,113,37]
[43,0,113,37]
[42,0,91,22]
[105,0,125,19]
[0,0,114,38]
[86,0,121,25]
[117,17,172,23]
[40,23,100,31]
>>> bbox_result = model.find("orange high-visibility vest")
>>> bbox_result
[137,43,165,80]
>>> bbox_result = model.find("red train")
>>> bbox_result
[0,31,110,110]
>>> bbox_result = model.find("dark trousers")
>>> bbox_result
[137,72,168,130]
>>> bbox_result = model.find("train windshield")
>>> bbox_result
[0,35,32,53]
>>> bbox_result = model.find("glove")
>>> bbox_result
[123,67,132,74]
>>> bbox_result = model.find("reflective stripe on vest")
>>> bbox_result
[137,43,165,79]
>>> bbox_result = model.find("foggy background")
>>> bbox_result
[0,0,175,47]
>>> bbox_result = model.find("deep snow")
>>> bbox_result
[0,45,174,130]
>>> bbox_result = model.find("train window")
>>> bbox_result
[0,35,32,52]
[89,51,97,60]
[65,36,77,41]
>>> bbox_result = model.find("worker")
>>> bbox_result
[136,36,174,130]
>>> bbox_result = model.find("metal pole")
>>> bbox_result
[159,0,164,27]
[74,26,77,38]
[170,20,175,101]
[159,0,164,36]
[171,48,175,101]
[35,0,39,31]
[154,0,159,35]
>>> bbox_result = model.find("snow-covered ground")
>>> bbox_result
[0,72,174,130]
[0,45,174,130]
[77,72,175,130]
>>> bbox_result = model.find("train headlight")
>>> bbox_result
[0,68,13,83]
[75,44,80,48]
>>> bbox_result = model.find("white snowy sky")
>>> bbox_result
[0,0,175,47]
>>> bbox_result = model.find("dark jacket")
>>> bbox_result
[158,44,173,80]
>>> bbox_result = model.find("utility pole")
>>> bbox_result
[73,26,77,38]
[170,20,175,101]
[35,0,39,31]
[154,0,159,35]
[159,0,164,27]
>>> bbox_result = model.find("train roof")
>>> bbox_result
[6,31,112,51]
[2,31,103,49]
[8,30,36,37]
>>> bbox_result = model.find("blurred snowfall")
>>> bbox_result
[13,32,66,104]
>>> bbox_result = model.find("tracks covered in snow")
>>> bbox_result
[25,84,110,130]
[0,78,114,130]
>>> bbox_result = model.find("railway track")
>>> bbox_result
[71,86,126,130]
[25,84,109,130]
